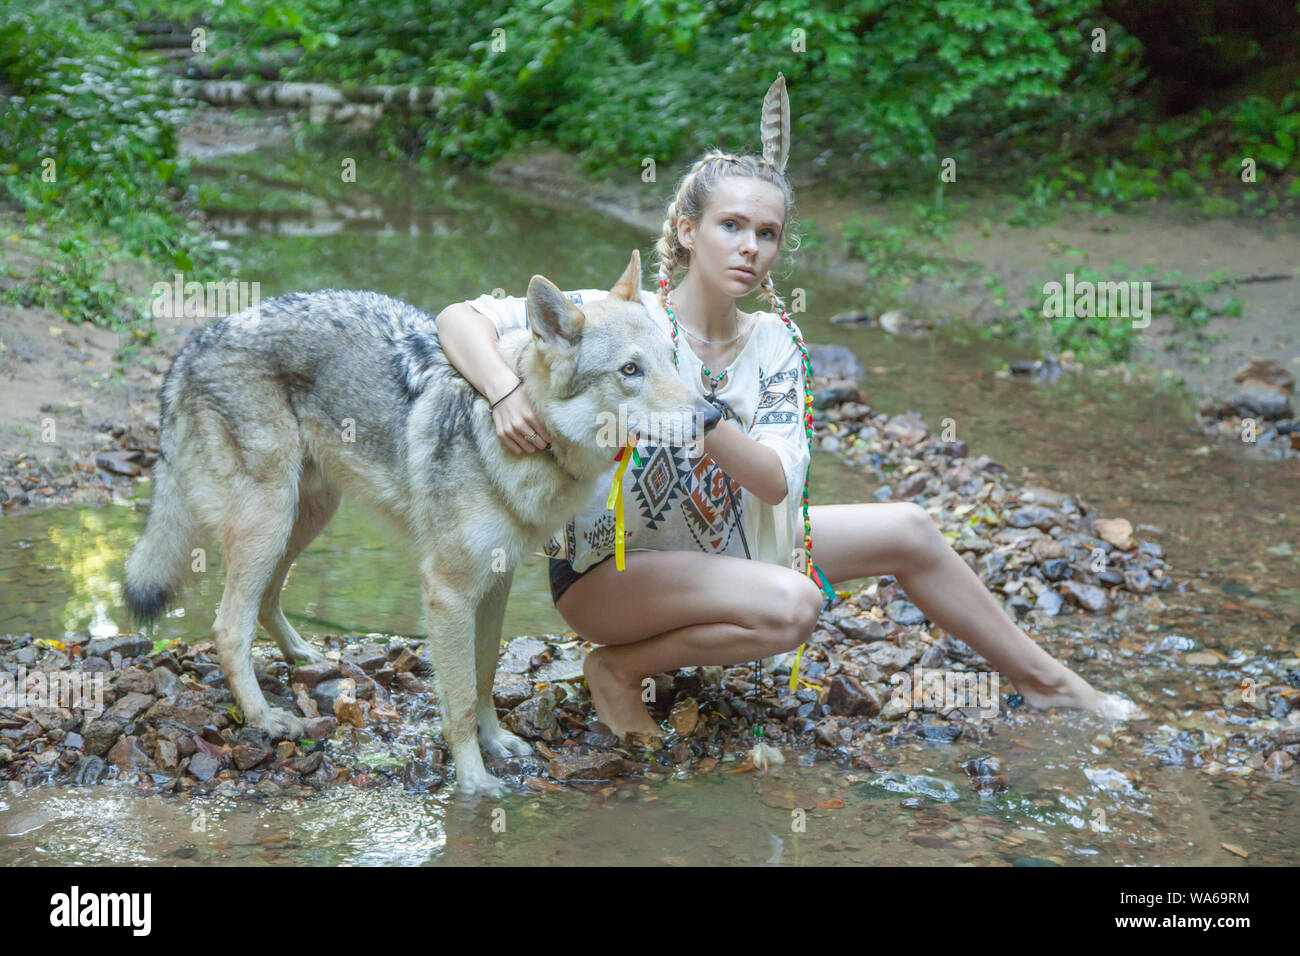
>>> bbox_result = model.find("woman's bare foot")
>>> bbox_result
[582,647,665,740]
[1017,662,1146,720]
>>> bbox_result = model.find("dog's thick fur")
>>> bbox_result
[123,251,717,794]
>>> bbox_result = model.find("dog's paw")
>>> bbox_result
[252,707,309,741]
[456,764,508,798]
[480,724,533,758]
[285,645,327,666]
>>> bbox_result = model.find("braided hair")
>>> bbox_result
[652,149,815,577]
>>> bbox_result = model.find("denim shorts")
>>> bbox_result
[548,554,614,605]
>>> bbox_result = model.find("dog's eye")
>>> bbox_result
[620,361,639,376]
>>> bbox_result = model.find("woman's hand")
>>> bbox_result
[491,380,553,455]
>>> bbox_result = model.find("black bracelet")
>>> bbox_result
[488,378,522,411]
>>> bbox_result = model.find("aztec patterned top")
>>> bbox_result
[467,287,810,574]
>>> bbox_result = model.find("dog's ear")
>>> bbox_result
[526,275,584,345]
[609,249,641,301]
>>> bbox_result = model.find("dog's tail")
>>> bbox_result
[124,452,199,625]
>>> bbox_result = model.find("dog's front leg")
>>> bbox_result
[474,570,532,758]
[420,566,504,797]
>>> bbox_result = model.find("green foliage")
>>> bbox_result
[1006,261,1247,363]
[0,0,217,328]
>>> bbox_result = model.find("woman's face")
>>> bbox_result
[678,177,785,295]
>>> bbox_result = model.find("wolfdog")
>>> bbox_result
[123,250,718,794]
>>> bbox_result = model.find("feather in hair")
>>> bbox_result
[760,72,790,174]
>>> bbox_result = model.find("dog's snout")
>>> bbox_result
[696,399,721,433]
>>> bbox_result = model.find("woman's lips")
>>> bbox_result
[729,267,755,278]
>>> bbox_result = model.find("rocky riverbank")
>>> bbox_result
[5,369,1296,798]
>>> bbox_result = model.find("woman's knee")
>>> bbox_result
[760,570,823,652]
[894,502,945,573]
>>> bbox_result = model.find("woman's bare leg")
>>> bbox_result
[808,502,1129,714]
[556,551,823,737]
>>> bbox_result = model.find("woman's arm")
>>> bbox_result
[434,302,552,454]
[434,303,522,405]
[703,421,789,506]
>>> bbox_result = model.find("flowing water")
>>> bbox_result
[1,143,1297,865]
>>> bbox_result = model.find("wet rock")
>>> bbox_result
[1041,558,1069,581]
[836,616,894,642]
[1035,589,1064,616]
[291,661,340,689]
[885,600,926,626]
[70,755,107,785]
[669,697,699,736]
[825,674,881,717]
[106,736,149,772]
[232,743,272,771]
[63,732,84,751]
[155,739,179,770]
[917,721,962,743]
[963,755,1008,796]
[1058,581,1113,613]
[85,635,151,659]
[310,678,351,712]
[114,668,156,696]
[188,751,220,782]
[110,692,155,723]
[1230,380,1292,420]
[504,688,562,742]
[546,751,628,781]
[81,718,124,757]
[304,716,338,741]
[492,678,534,710]
[145,691,226,734]
[150,667,182,698]
[403,758,445,791]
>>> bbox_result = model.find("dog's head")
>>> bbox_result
[525,250,719,458]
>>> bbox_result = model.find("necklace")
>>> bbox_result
[680,317,752,345]
[665,285,752,389]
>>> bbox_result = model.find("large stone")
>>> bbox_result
[825,674,881,717]
[145,690,227,734]
[1058,581,1113,613]
[807,343,867,383]
[232,743,272,770]
[81,718,124,757]
[885,600,926,626]
[110,692,155,723]
[85,635,151,659]
[106,735,149,772]
[292,661,341,689]
[546,751,628,781]
[504,688,562,742]
[1093,517,1134,550]
[836,616,894,642]
[1232,358,1294,392]
[188,751,220,782]
[1230,380,1292,420]
[668,697,699,736]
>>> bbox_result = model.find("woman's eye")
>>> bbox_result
[621,361,639,376]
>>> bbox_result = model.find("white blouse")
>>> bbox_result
[466,286,810,574]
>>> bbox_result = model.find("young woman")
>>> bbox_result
[436,150,1138,739]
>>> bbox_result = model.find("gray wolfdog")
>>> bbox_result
[123,250,719,795]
